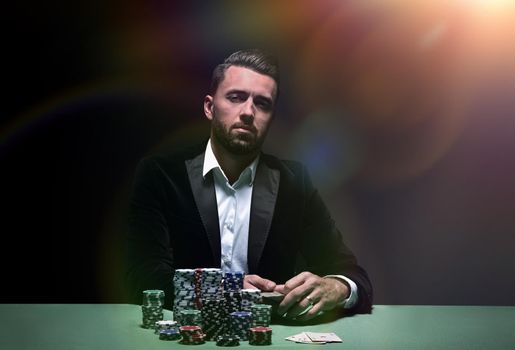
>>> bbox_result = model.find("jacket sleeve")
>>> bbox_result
[298,165,373,314]
[125,157,174,307]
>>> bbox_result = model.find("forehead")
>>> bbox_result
[217,66,277,99]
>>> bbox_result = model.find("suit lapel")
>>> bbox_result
[248,158,280,273]
[185,152,221,266]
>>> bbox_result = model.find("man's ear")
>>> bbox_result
[204,95,214,120]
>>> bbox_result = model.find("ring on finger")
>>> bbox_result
[305,295,315,307]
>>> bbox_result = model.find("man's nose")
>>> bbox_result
[240,98,255,123]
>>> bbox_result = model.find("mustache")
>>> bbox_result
[231,123,257,133]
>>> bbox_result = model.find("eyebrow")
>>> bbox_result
[225,89,274,103]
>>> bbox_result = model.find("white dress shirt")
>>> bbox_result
[202,140,358,308]
[203,139,258,273]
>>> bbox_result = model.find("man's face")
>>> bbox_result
[204,65,277,156]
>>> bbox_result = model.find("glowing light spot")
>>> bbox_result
[467,0,513,12]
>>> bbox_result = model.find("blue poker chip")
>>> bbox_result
[159,328,181,341]
[230,311,251,318]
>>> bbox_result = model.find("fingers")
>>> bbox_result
[277,282,313,316]
[295,299,324,321]
[281,272,313,294]
[276,272,348,320]
[277,272,319,317]
[243,274,276,292]
[283,289,322,319]
[298,278,349,320]
[244,272,346,321]
[274,284,286,294]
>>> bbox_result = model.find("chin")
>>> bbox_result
[228,142,258,155]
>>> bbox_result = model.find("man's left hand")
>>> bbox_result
[244,274,276,292]
[274,271,349,321]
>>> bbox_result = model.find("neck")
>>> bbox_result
[210,140,258,184]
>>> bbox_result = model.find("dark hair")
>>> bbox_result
[209,49,280,96]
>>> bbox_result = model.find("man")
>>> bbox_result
[126,49,372,320]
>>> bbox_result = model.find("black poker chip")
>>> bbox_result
[216,335,240,347]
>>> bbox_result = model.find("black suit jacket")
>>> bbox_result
[126,143,373,313]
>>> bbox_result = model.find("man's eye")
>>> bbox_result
[255,100,272,111]
[227,94,245,102]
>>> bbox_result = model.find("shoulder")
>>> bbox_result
[260,152,309,180]
[136,142,206,175]
[260,153,317,198]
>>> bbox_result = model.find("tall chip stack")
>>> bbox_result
[223,272,245,291]
[194,269,203,309]
[201,298,227,340]
[223,291,242,314]
[173,269,197,324]
[141,290,165,329]
[250,304,272,327]
[240,289,262,311]
[173,268,224,325]
[223,271,245,315]
[200,268,224,302]
[229,311,252,341]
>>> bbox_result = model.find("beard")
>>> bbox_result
[211,117,264,156]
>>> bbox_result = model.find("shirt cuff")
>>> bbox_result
[323,274,358,309]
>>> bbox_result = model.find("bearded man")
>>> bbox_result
[126,49,373,320]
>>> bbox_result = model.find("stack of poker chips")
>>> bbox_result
[250,304,272,327]
[179,325,206,345]
[158,328,181,341]
[154,320,179,334]
[201,268,224,301]
[173,268,224,321]
[229,311,252,341]
[201,298,227,341]
[223,272,245,291]
[141,290,164,329]
[171,267,276,344]
[178,309,203,327]
[173,269,197,320]
[240,289,262,311]
[223,291,242,314]
[194,269,203,308]
[249,326,273,345]
[222,272,245,314]
[215,334,240,347]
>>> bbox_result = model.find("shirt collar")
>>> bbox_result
[203,139,259,186]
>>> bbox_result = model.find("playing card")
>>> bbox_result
[305,332,343,343]
[261,291,285,302]
[285,332,326,344]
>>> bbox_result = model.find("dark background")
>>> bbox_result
[2,1,515,305]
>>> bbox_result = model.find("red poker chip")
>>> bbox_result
[180,325,202,331]
[250,326,272,332]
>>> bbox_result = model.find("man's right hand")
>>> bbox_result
[244,274,276,292]
[273,271,349,321]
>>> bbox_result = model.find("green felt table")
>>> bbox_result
[0,304,514,350]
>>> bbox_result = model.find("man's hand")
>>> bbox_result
[274,272,349,321]
[244,274,277,292]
